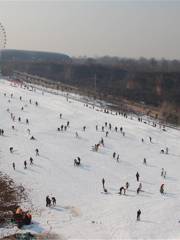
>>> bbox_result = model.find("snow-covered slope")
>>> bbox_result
[0,79,180,239]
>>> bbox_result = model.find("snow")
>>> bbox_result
[0,79,180,239]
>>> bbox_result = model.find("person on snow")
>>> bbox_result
[26,119,29,124]
[13,162,15,170]
[59,113,62,119]
[52,197,56,206]
[141,138,144,143]
[166,147,169,154]
[29,99,32,104]
[75,132,79,138]
[83,126,86,131]
[96,125,98,131]
[105,122,107,127]
[160,184,164,194]
[27,129,31,135]
[100,138,104,146]
[102,178,105,189]
[143,158,147,165]
[115,126,118,132]
[46,196,51,207]
[12,125,15,130]
[35,101,38,106]
[149,136,152,143]
[164,171,167,179]
[102,126,104,132]
[30,136,36,140]
[30,157,33,165]
[136,172,140,182]
[125,182,129,189]
[113,152,116,159]
[24,161,27,169]
[161,168,164,177]
[35,148,39,156]
[105,131,109,137]
[10,147,13,153]
[67,121,70,127]
[18,117,21,122]
[116,154,120,162]
[137,209,141,221]
[120,127,123,132]
[119,187,126,195]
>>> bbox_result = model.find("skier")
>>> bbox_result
[165,147,169,154]
[35,148,39,156]
[96,125,98,131]
[52,197,56,206]
[164,171,167,179]
[141,138,144,143]
[105,131,109,137]
[160,184,164,194]
[119,187,126,195]
[26,119,29,124]
[30,136,36,140]
[24,161,27,169]
[102,126,104,132]
[125,182,129,189]
[30,157,33,165]
[149,136,152,143]
[100,138,104,146]
[137,209,141,221]
[12,125,15,130]
[83,126,86,131]
[9,147,13,153]
[102,178,105,189]
[18,117,21,122]
[143,158,147,165]
[137,187,141,194]
[13,162,15,170]
[67,121,70,127]
[116,154,120,162]
[115,126,118,132]
[113,152,116,159]
[46,196,51,207]
[136,172,140,182]
[59,113,62,119]
[161,168,164,177]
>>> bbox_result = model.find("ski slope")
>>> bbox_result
[0,79,180,239]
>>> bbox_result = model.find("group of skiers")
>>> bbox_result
[2,87,171,225]
[46,195,56,207]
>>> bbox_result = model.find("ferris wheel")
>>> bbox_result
[0,22,7,49]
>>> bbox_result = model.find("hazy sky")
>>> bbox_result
[0,0,180,59]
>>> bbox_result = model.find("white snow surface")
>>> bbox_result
[0,79,180,239]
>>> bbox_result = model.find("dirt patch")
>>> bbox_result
[0,172,27,226]
[1,232,64,240]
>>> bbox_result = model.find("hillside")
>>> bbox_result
[0,79,180,239]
